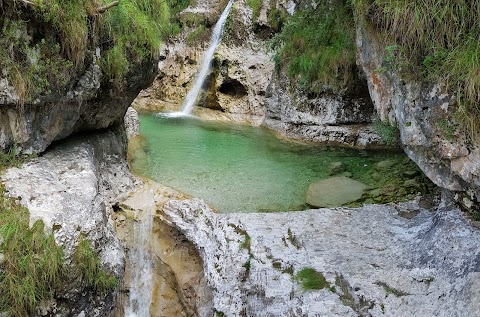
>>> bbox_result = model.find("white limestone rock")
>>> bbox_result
[158,193,480,317]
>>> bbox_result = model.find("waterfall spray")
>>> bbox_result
[181,0,235,115]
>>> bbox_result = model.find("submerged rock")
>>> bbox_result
[306,176,367,207]
[157,192,480,317]
[329,161,347,175]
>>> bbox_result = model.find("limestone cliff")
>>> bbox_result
[1,127,136,316]
[355,20,480,210]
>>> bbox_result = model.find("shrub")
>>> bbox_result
[373,118,399,145]
[270,1,356,93]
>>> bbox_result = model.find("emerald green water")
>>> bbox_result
[131,114,406,213]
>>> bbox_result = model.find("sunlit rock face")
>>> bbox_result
[158,193,480,317]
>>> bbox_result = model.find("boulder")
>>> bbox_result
[305,176,367,207]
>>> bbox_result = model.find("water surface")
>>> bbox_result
[131,114,406,212]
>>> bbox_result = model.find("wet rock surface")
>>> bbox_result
[114,182,214,317]
[159,192,480,317]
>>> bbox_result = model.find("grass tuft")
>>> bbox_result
[0,185,65,316]
[72,239,118,293]
[246,0,263,21]
[0,181,117,315]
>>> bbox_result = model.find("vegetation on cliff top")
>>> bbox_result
[270,1,356,93]
[352,0,480,140]
[0,0,189,104]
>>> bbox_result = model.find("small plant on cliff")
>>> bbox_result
[296,267,330,290]
[374,118,399,145]
[0,185,65,316]
[270,1,356,93]
[246,0,263,20]
[72,239,118,293]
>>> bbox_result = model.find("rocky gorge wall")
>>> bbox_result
[133,0,479,203]
[0,56,156,154]
[132,0,387,148]
[355,20,480,210]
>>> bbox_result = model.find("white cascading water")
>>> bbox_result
[124,211,154,317]
[181,0,235,115]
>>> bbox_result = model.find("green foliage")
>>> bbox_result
[187,25,209,44]
[0,184,117,315]
[100,0,171,84]
[296,267,329,290]
[72,239,118,292]
[0,148,19,171]
[267,5,287,33]
[270,1,356,93]
[246,0,263,20]
[0,186,65,316]
[0,0,185,102]
[352,0,480,141]
[373,118,398,145]
[0,19,73,104]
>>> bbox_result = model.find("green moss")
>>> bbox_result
[296,267,329,290]
[241,232,251,252]
[187,25,210,44]
[270,1,356,93]
[375,281,410,298]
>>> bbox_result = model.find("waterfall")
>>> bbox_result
[181,0,235,115]
[124,211,154,317]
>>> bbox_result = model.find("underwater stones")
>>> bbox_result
[375,159,397,171]
[328,161,347,176]
[306,176,368,207]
